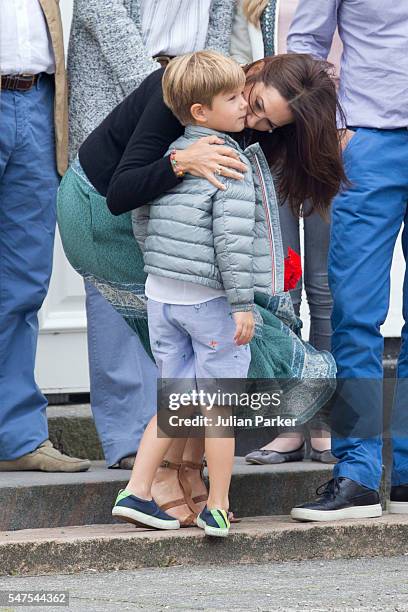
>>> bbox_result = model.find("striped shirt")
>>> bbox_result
[140,0,213,57]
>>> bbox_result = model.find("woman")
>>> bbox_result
[231,0,343,465]
[58,54,345,524]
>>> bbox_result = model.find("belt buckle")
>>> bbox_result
[21,74,36,89]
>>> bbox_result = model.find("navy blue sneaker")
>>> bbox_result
[196,505,230,537]
[112,489,180,530]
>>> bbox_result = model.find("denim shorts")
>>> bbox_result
[147,297,251,380]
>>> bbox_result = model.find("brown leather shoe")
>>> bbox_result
[0,440,91,472]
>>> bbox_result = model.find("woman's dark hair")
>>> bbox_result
[245,54,347,217]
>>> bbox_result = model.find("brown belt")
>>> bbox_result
[1,74,40,91]
[153,55,175,68]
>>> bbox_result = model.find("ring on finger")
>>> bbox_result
[214,165,222,176]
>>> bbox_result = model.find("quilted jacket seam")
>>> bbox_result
[217,187,252,307]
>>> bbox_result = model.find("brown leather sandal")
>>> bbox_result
[178,460,208,515]
[178,460,241,523]
[156,460,196,527]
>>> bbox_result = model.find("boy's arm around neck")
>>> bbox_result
[212,167,256,312]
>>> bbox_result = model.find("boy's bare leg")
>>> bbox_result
[205,407,234,511]
[126,414,174,500]
[205,437,234,511]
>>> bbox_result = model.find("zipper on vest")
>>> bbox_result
[252,154,275,294]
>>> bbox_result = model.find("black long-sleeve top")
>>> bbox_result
[79,68,184,216]
[79,67,257,216]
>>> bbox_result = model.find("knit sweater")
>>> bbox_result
[67,0,236,159]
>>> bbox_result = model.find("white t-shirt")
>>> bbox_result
[145,274,225,305]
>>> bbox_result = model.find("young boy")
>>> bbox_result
[112,51,258,538]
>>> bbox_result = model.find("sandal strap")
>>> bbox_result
[180,513,197,527]
[159,460,181,470]
[180,460,205,471]
[159,497,187,512]
[178,461,208,515]
[192,494,208,504]
[159,502,197,525]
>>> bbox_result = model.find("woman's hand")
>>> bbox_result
[175,136,248,190]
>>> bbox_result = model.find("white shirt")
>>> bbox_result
[145,275,225,305]
[140,0,212,57]
[0,0,55,75]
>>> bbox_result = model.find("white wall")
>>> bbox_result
[60,0,74,55]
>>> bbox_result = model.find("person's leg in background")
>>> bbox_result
[290,129,406,522]
[245,203,305,460]
[303,209,336,461]
[303,210,332,354]
[330,129,408,492]
[0,75,89,470]
[262,203,335,459]
[85,282,157,468]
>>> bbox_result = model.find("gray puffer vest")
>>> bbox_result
[132,126,285,312]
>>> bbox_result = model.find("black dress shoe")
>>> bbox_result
[389,484,408,514]
[291,477,382,522]
[245,442,306,465]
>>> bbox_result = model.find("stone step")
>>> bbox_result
[1,514,407,576]
[0,459,337,531]
[47,404,104,462]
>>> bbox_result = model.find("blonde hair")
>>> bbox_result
[243,0,269,26]
[162,51,246,125]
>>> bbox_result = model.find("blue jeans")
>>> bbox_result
[279,202,332,354]
[330,128,408,490]
[0,74,59,460]
[85,282,157,466]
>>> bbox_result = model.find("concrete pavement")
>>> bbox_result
[0,555,407,611]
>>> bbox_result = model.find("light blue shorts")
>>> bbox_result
[147,297,251,380]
